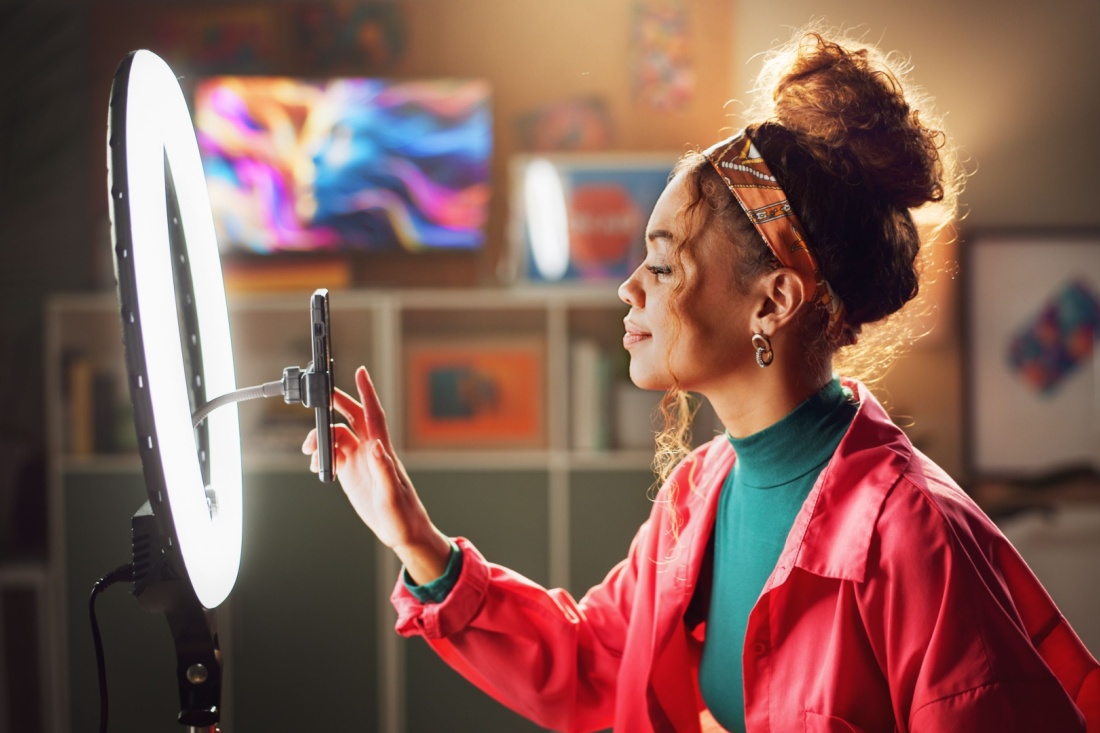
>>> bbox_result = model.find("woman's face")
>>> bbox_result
[618,171,760,394]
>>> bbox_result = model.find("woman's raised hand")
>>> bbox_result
[302,365,451,584]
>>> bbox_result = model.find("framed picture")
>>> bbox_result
[508,153,677,284]
[515,97,614,152]
[964,230,1100,479]
[153,7,280,74]
[404,337,546,449]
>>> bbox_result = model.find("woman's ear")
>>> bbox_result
[749,267,809,335]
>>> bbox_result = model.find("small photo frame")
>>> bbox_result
[404,337,546,449]
[964,230,1100,479]
[515,97,614,152]
[508,153,677,284]
[153,7,280,74]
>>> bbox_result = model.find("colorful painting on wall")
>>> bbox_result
[631,0,694,111]
[291,2,407,73]
[1007,279,1100,396]
[154,8,279,74]
[516,97,615,152]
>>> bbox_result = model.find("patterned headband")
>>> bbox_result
[702,131,857,346]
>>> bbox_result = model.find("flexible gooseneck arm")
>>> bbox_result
[190,365,324,429]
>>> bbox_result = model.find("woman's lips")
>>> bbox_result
[623,324,651,348]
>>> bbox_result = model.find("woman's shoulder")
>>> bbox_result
[827,381,1000,556]
[639,435,733,530]
[876,447,1008,564]
[665,434,735,495]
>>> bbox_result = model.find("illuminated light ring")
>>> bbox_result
[524,158,570,281]
[108,50,242,609]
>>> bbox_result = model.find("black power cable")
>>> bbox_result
[89,563,134,733]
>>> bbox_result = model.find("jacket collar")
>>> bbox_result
[771,378,912,585]
[685,379,913,589]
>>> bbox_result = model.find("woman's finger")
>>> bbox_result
[332,386,366,438]
[331,422,360,448]
[367,438,404,498]
[305,423,360,472]
[302,427,317,454]
[332,424,361,474]
[356,367,395,453]
[303,421,360,454]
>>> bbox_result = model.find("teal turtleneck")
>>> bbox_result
[698,377,857,731]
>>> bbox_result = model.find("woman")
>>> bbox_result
[303,29,1099,732]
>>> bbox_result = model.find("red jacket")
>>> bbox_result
[392,380,1100,732]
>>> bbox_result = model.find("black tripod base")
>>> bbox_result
[132,503,223,728]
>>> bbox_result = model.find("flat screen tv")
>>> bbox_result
[192,76,493,255]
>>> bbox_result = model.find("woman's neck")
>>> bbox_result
[724,376,851,486]
[706,359,834,439]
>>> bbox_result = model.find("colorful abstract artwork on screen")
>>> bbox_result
[193,77,492,254]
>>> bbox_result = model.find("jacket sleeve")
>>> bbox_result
[864,473,1097,732]
[390,520,654,733]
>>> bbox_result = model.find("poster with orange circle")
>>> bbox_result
[513,154,677,283]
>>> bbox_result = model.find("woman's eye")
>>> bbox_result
[646,264,672,277]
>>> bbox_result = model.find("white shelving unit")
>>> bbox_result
[46,286,678,733]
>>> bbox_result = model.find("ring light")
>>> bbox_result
[108,49,242,610]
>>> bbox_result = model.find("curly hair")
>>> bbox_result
[650,27,964,488]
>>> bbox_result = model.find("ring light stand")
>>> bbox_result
[105,49,335,731]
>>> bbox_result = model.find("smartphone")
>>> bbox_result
[306,289,336,482]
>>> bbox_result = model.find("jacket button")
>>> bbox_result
[752,641,769,656]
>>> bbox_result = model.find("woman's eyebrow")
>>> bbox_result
[647,229,675,243]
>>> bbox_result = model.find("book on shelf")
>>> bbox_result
[614,381,661,451]
[570,339,613,451]
[66,353,94,457]
[64,352,125,456]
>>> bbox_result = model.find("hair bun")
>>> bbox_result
[734,29,964,335]
[763,32,946,211]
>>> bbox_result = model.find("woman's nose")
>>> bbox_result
[618,268,642,307]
